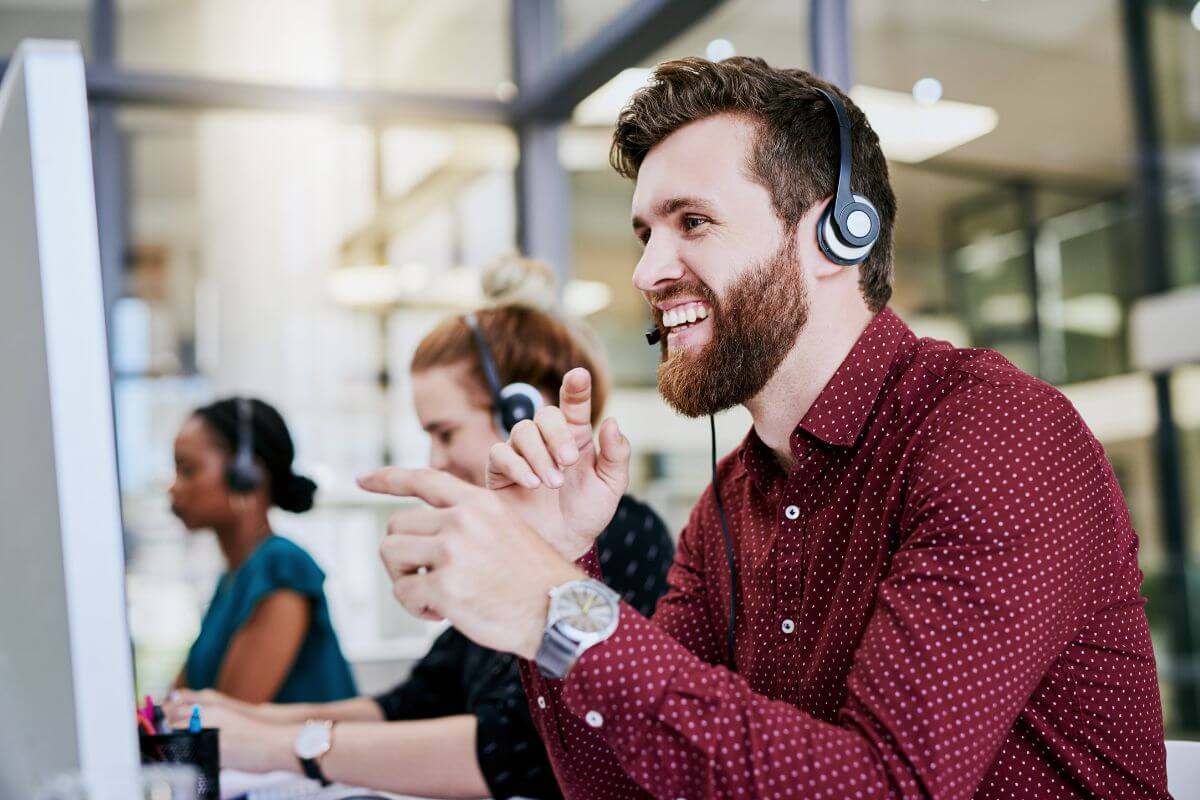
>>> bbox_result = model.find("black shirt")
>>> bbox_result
[374,495,673,799]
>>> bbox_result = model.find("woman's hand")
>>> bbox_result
[164,702,297,774]
[165,688,249,718]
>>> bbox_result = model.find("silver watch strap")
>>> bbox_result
[535,624,579,679]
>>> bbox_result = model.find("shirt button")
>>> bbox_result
[781,618,796,634]
[537,696,547,709]
[585,710,604,728]
[784,504,800,520]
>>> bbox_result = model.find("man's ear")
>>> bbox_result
[799,197,845,280]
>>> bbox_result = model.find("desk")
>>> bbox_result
[220,769,430,800]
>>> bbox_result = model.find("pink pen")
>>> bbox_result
[142,695,155,724]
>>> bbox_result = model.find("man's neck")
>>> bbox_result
[745,304,876,470]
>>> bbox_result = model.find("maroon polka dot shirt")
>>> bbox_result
[520,308,1169,799]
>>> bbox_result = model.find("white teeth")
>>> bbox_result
[661,303,711,328]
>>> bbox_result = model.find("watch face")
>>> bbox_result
[295,722,330,760]
[551,583,616,634]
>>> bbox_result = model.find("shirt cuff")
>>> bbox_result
[577,544,602,580]
[559,604,693,754]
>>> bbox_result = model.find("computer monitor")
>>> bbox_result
[0,40,141,798]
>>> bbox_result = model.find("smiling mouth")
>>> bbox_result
[660,301,712,334]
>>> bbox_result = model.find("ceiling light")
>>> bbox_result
[1061,293,1123,337]
[850,84,998,163]
[564,280,612,317]
[912,77,942,106]
[495,81,518,102]
[978,293,1032,327]
[327,263,429,310]
[706,38,736,61]
[573,68,653,126]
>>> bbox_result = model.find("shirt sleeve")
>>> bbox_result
[229,538,325,626]
[373,627,469,721]
[518,500,725,799]
[534,386,1105,799]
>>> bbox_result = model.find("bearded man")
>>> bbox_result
[361,58,1169,799]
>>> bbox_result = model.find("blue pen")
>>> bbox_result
[188,705,201,733]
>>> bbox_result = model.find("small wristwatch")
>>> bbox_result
[535,578,621,680]
[294,719,334,786]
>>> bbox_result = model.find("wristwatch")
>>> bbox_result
[294,719,334,786]
[535,578,621,679]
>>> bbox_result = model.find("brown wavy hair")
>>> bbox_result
[611,56,897,312]
[411,304,608,427]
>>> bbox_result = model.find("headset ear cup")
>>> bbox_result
[497,382,544,435]
[818,197,878,266]
[226,458,263,494]
[839,193,880,248]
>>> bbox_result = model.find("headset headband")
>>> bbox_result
[462,313,504,406]
[813,86,854,221]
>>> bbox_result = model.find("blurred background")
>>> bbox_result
[2,0,1198,736]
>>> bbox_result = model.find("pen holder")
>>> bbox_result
[139,729,220,800]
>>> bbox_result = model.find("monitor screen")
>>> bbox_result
[0,39,141,799]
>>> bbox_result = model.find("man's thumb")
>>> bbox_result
[594,418,630,494]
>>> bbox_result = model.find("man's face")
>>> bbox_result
[631,114,809,417]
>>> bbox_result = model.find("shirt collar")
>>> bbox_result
[738,308,918,480]
[796,308,917,449]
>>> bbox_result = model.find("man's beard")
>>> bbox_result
[655,240,808,418]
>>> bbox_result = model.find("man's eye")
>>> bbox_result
[438,430,454,445]
[683,216,707,231]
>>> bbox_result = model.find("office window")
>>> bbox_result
[117,0,512,97]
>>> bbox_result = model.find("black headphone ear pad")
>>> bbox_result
[497,383,544,436]
[226,459,263,494]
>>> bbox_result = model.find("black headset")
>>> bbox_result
[462,313,544,436]
[645,85,877,666]
[813,86,881,266]
[225,397,264,493]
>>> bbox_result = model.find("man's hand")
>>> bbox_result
[487,367,630,561]
[164,702,296,773]
[359,468,584,660]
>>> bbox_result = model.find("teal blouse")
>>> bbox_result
[184,534,357,703]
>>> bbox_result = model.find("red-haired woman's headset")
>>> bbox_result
[462,313,545,436]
